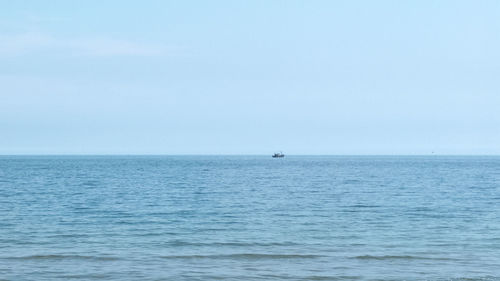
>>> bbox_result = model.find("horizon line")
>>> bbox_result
[1,154,499,157]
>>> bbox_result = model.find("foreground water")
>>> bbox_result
[0,156,499,280]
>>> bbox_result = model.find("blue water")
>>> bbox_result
[1,156,499,280]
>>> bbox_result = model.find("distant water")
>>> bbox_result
[1,156,499,280]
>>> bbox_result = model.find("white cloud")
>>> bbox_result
[0,32,166,57]
[0,33,52,55]
[68,37,164,56]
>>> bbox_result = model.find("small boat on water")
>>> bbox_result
[272,152,285,158]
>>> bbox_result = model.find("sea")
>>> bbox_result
[0,156,499,280]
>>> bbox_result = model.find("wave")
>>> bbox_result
[261,275,361,280]
[302,276,361,281]
[6,254,120,261]
[164,241,299,247]
[345,204,381,208]
[160,253,324,260]
[447,276,500,281]
[57,274,112,279]
[352,255,458,261]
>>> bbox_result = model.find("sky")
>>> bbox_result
[1,0,499,155]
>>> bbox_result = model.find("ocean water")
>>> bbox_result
[1,156,499,281]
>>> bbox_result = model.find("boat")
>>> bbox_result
[272,152,285,158]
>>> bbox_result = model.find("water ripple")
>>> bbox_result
[160,253,324,260]
[5,255,120,261]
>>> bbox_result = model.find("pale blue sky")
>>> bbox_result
[1,0,499,154]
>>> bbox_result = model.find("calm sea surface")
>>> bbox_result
[1,156,499,280]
